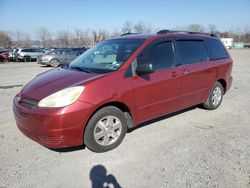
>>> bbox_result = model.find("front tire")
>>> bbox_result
[49,59,59,67]
[84,106,127,152]
[203,82,224,110]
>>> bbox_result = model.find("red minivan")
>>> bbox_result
[13,31,233,152]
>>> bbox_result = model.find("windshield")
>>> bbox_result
[47,49,61,55]
[69,39,144,73]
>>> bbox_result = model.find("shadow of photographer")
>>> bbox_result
[90,164,121,188]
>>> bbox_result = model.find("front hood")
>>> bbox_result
[42,54,54,58]
[21,68,103,100]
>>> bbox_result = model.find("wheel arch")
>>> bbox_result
[50,58,60,62]
[83,101,133,138]
[23,56,32,61]
[95,101,132,128]
[217,79,227,94]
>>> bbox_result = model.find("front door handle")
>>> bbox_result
[172,69,190,78]
[172,71,178,78]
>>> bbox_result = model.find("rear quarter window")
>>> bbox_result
[176,40,209,65]
[206,38,228,60]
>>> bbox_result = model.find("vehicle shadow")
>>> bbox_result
[127,105,198,133]
[90,164,121,188]
[39,65,51,68]
[49,145,85,153]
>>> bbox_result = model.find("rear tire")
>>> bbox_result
[84,106,127,153]
[24,56,31,62]
[203,82,224,110]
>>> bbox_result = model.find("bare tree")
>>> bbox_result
[23,33,32,47]
[134,21,153,33]
[37,27,51,47]
[187,24,204,32]
[72,29,91,47]
[110,29,121,38]
[0,31,12,47]
[92,30,109,45]
[208,24,217,33]
[14,31,23,47]
[72,29,83,47]
[243,26,250,42]
[57,30,71,47]
[121,21,133,33]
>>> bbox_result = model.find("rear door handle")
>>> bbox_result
[183,69,190,74]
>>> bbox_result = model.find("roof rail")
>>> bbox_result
[120,32,139,36]
[156,30,170,34]
[156,30,217,37]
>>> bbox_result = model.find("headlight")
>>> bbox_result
[38,86,84,108]
[42,57,49,61]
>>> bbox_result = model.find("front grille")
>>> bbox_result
[19,126,64,146]
[38,135,64,145]
[15,107,29,118]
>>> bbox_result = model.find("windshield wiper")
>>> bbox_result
[70,66,91,73]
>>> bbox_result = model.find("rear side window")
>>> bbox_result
[206,38,228,60]
[33,49,39,52]
[176,40,209,65]
[22,49,34,52]
[137,41,174,71]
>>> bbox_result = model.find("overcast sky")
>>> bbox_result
[0,0,250,39]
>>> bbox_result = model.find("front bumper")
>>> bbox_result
[37,59,50,65]
[18,56,24,60]
[13,95,94,148]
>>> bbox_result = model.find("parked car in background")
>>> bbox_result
[72,47,87,56]
[13,31,233,152]
[44,48,56,54]
[8,48,19,61]
[37,48,79,67]
[0,49,10,62]
[17,48,45,62]
[221,38,233,49]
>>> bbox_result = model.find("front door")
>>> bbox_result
[131,39,182,124]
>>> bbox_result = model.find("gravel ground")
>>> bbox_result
[0,50,250,188]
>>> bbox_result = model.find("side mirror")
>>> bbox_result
[136,64,154,75]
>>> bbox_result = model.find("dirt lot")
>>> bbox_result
[0,50,250,188]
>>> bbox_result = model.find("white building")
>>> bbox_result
[221,38,233,49]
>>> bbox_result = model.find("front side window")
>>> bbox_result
[48,50,57,55]
[137,41,174,71]
[176,40,209,65]
[69,39,144,73]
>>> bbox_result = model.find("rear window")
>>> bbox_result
[206,38,228,60]
[176,40,209,65]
